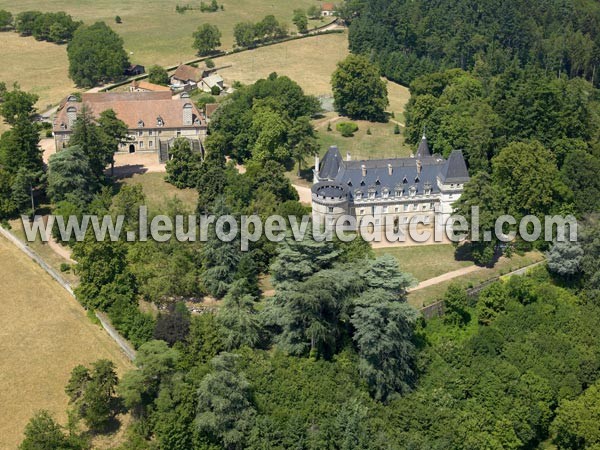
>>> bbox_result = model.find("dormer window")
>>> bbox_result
[415,175,420,183]
[424,182,432,195]
[375,178,381,186]
[138,119,144,128]
[409,186,417,197]
[157,116,164,127]
[354,190,362,200]
[403,176,408,184]
[395,189,402,197]
[368,187,376,199]
[382,188,390,199]
[347,180,353,187]
[360,180,366,187]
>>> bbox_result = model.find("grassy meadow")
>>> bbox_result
[0,0,324,111]
[0,235,133,449]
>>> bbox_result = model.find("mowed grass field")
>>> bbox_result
[374,244,474,283]
[0,235,133,449]
[118,172,198,212]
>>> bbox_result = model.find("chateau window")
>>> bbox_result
[328,207,334,213]
[415,176,420,183]
[413,204,418,211]
[395,207,399,212]
[149,130,153,136]
[382,188,389,199]
[157,117,164,127]
[383,206,388,213]
[369,191,376,199]
[403,176,408,184]
[409,186,416,197]
[139,141,144,148]
[149,141,153,148]
[451,183,455,188]
[138,130,143,136]
[430,202,435,210]
[355,191,362,200]
[138,120,144,128]
[359,209,365,215]
[177,129,181,136]
[403,204,408,212]
[395,189,402,197]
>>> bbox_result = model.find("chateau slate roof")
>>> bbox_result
[316,143,469,201]
[416,135,431,158]
[441,150,470,183]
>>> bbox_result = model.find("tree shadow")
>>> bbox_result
[110,164,149,180]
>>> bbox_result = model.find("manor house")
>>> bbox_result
[311,136,469,231]
[53,91,207,163]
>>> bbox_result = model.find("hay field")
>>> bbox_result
[217,31,349,96]
[0,235,133,449]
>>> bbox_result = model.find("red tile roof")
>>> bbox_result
[54,92,206,132]
[322,2,336,11]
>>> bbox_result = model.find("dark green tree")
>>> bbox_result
[196,353,256,449]
[47,145,96,204]
[192,23,221,55]
[67,22,129,87]
[217,279,262,350]
[292,9,308,33]
[332,54,389,122]
[147,65,169,85]
[165,138,203,188]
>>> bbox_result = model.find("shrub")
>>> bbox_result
[336,121,358,137]
[366,127,372,135]
[45,129,53,138]
[205,58,215,68]
[115,15,122,24]
[60,262,71,272]
[211,85,221,96]
[394,123,400,134]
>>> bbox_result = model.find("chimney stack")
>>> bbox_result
[361,164,366,177]
[416,159,422,175]
[388,163,393,176]
[315,155,320,171]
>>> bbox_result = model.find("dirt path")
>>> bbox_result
[47,237,76,264]
[408,265,481,292]
[293,184,312,205]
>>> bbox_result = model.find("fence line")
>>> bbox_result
[0,226,136,361]
[418,260,546,319]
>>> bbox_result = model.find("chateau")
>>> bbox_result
[311,136,469,231]
[53,91,207,163]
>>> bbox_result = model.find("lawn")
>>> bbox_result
[0,234,133,449]
[316,117,413,161]
[375,244,474,283]
[117,171,198,213]
[216,31,349,96]
[407,251,545,308]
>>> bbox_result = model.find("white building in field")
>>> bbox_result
[311,135,469,232]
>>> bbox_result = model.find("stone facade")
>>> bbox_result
[311,137,469,232]
[53,91,207,162]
